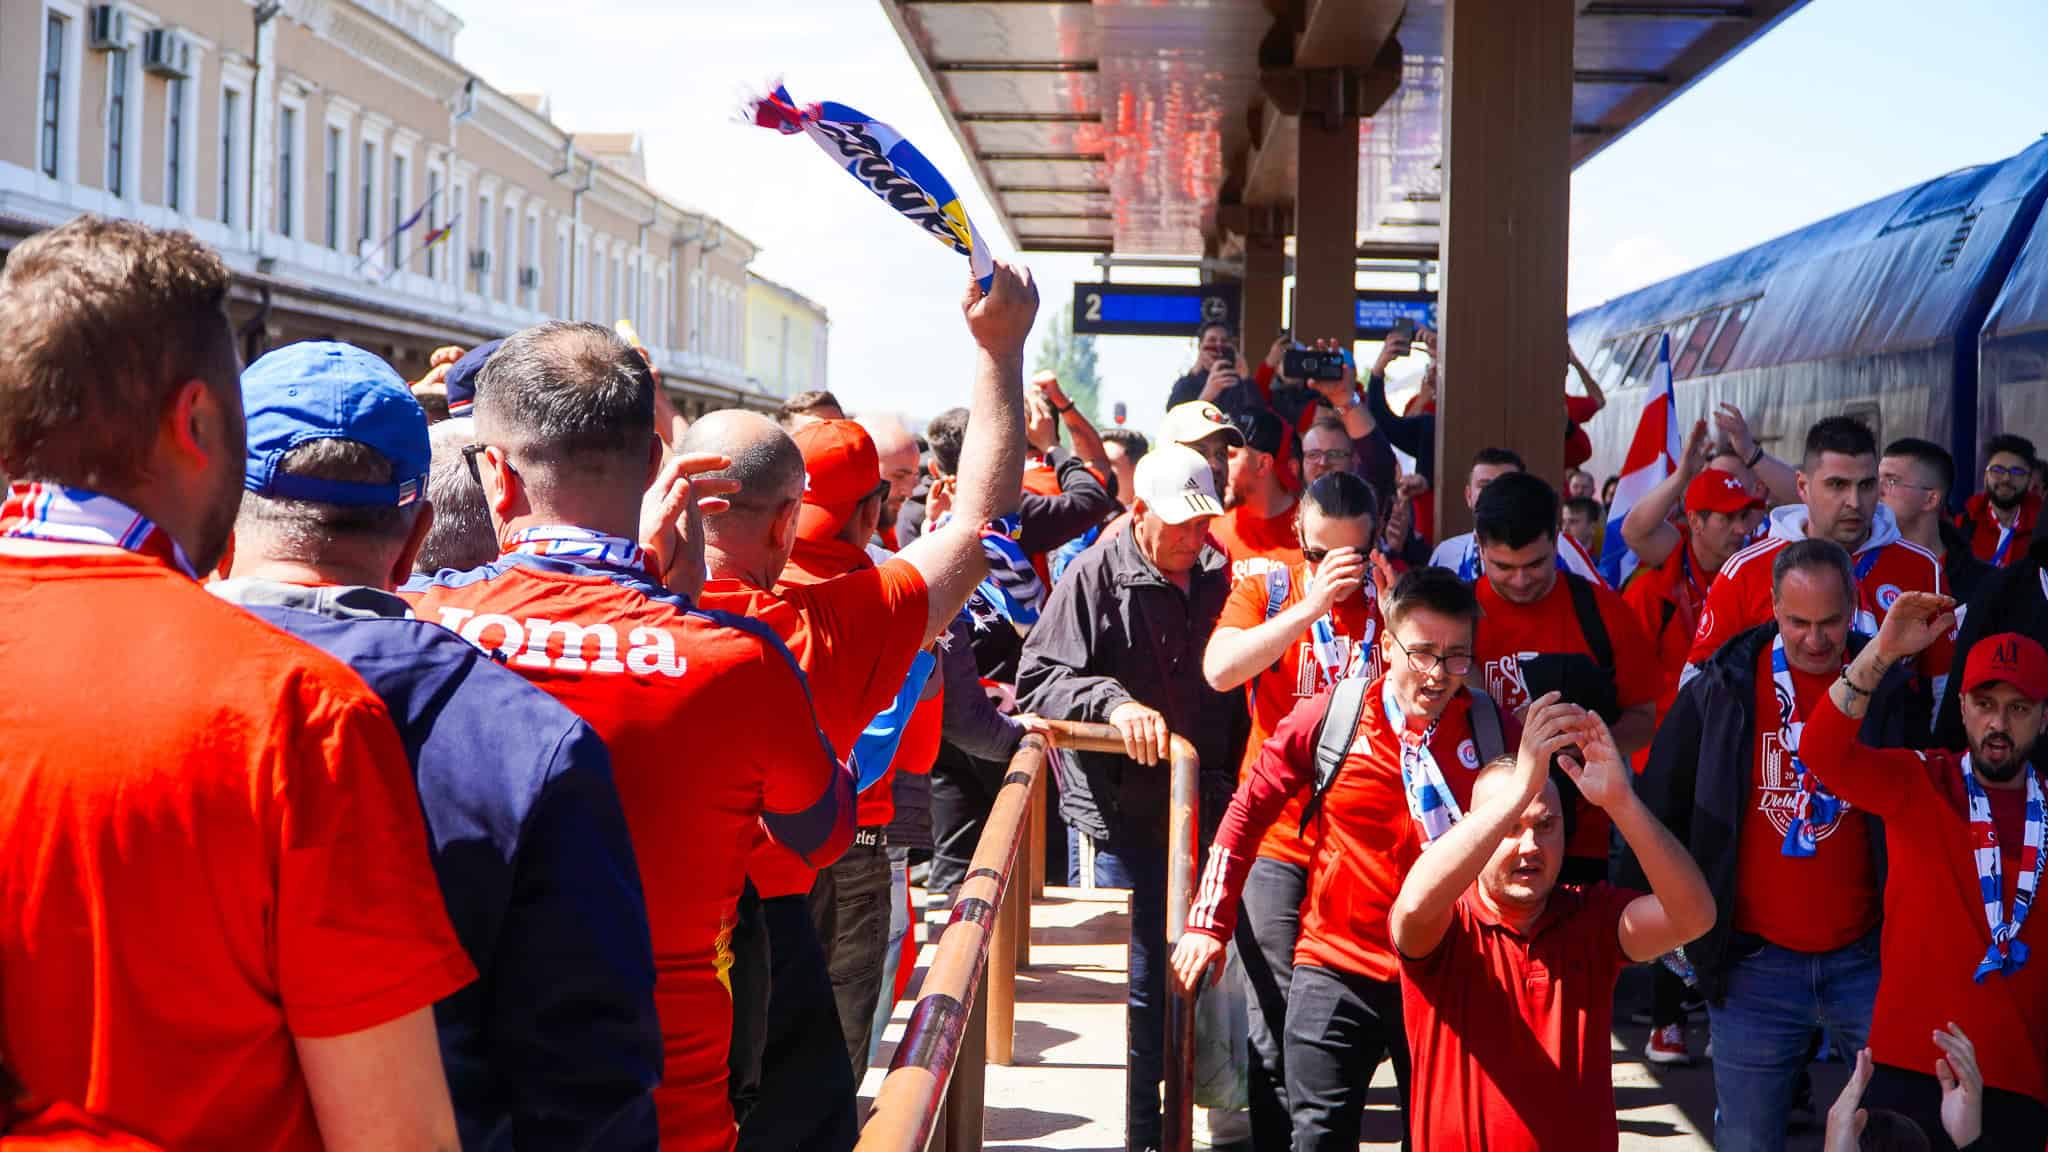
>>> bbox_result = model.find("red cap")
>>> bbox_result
[794,419,882,541]
[1962,633,2048,701]
[1685,467,1765,516]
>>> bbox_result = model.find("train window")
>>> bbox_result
[1700,301,1754,376]
[1588,339,1614,379]
[1601,333,1639,389]
[1673,310,1723,379]
[1622,330,1662,387]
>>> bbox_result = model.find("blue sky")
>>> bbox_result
[438,0,2048,429]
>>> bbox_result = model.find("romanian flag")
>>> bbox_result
[747,84,994,292]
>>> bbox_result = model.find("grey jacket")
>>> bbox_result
[1017,523,1245,847]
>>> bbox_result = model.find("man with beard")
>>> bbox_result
[1802,597,2048,1150]
[1956,435,2039,568]
[1212,407,1304,580]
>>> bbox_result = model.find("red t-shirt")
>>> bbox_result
[1732,648,1879,951]
[1622,528,1714,770]
[406,552,840,1149]
[1400,883,1640,1152]
[0,549,473,1152]
[1688,530,1950,676]
[773,545,939,831]
[1188,684,1518,982]
[1475,573,1658,859]
[1802,696,2048,1104]
[1211,502,1304,582]
[1216,565,1386,868]
[721,557,931,897]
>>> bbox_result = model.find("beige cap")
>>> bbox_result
[1160,400,1246,449]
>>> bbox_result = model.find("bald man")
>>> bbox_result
[687,262,1037,1151]
[859,415,922,551]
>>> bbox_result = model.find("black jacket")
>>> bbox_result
[1017,523,1246,848]
[894,447,1114,562]
[1937,537,2048,747]
[1623,622,1926,1000]
[1939,518,1994,609]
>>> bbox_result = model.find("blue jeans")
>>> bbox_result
[867,852,910,1070]
[1119,835,1168,1150]
[1066,822,1134,889]
[1707,931,1880,1152]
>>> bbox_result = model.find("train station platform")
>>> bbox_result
[866,885,1849,1152]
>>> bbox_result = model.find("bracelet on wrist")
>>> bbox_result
[1054,400,1075,415]
[1745,445,1765,468]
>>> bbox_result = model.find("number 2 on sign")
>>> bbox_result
[1084,292,1101,322]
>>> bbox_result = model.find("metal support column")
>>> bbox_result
[1436,0,1575,536]
[1291,70,1361,346]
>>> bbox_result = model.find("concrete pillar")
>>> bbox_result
[1292,71,1360,346]
[1241,230,1286,356]
[1435,0,1574,537]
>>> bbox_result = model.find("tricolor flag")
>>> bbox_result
[747,84,994,292]
[1600,332,1679,587]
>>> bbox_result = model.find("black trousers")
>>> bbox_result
[928,741,1006,897]
[734,895,857,1152]
[808,832,894,1084]
[1283,964,1411,1152]
[1864,1062,2048,1152]
[726,879,768,1126]
[1234,857,1306,1152]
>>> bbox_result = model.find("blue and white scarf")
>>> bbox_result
[1774,633,1846,858]
[1964,755,2045,982]
[1386,679,1461,844]
[749,85,994,292]
[509,525,648,575]
[0,482,196,578]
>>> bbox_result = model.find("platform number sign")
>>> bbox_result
[1072,283,1242,337]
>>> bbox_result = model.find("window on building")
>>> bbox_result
[323,125,342,249]
[425,169,441,278]
[527,215,542,310]
[475,190,491,295]
[448,179,463,285]
[390,152,408,264]
[557,229,571,316]
[359,140,376,247]
[277,105,297,238]
[40,13,65,179]
[105,49,128,197]
[502,204,517,303]
[165,77,185,210]
[219,86,241,226]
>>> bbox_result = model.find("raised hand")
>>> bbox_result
[1935,1022,1982,1150]
[1368,548,1402,604]
[1559,713,1634,812]
[1680,418,1710,479]
[639,452,738,600]
[1874,591,1958,663]
[1307,546,1368,611]
[1824,1048,1874,1152]
[1170,931,1226,994]
[1713,403,1757,461]
[1515,693,1584,803]
[964,261,1040,357]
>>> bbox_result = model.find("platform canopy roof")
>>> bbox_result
[881,0,1806,260]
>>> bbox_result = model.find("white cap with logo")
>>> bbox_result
[1133,443,1224,525]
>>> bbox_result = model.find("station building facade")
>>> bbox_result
[0,0,811,416]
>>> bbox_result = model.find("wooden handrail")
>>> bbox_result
[857,733,1050,1152]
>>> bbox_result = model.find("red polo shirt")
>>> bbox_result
[3,548,473,1152]
[716,554,930,898]
[1187,684,1518,982]
[1215,567,1386,869]
[1400,883,1641,1152]
[1802,695,2048,1105]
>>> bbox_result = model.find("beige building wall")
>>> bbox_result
[0,0,789,412]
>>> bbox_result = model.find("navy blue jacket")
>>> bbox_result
[215,581,660,1152]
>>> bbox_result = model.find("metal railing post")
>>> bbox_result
[1028,764,1048,900]
[987,851,1019,1066]
[943,978,987,1152]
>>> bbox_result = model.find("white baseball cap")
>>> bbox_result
[1133,443,1224,525]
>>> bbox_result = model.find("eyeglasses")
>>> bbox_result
[1302,547,1329,565]
[1988,465,2031,481]
[463,442,520,487]
[1303,450,1354,466]
[1387,631,1474,678]
[1879,476,1934,493]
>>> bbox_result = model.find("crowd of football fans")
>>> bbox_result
[2,216,2046,1152]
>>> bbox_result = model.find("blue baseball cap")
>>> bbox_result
[242,341,430,507]
[443,338,502,417]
